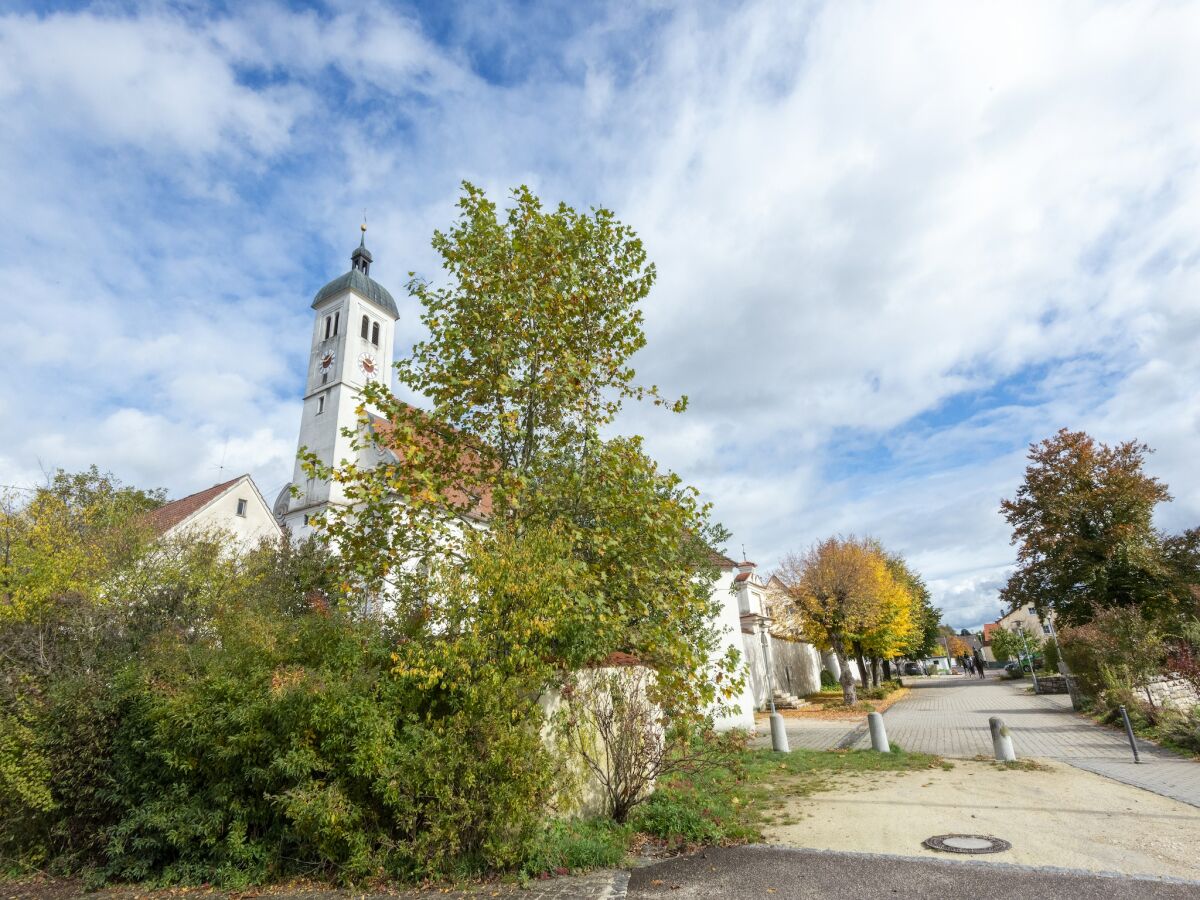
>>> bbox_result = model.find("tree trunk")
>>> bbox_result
[830,632,857,706]
[853,640,869,688]
[883,659,892,681]
[871,656,881,687]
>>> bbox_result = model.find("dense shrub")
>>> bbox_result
[1058,606,1166,699]
[98,604,554,886]
[1159,707,1200,754]
[819,669,837,689]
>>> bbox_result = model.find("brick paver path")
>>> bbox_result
[756,675,1200,808]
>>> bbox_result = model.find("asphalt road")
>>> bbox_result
[627,846,1200,899]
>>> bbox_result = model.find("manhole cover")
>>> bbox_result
[923,834,1011,855]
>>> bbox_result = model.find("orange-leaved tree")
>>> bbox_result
[774,537,901,706]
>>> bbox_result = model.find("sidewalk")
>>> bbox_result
[756,675,1200,808]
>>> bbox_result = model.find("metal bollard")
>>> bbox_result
[1119,705,1141,764]
[989,716,1016,762]
[867,711,890,752]
[769,712,790,752]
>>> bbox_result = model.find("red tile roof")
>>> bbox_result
[733,571,752,582]
[142,475,243,536]
[368,411,494,520]
[708,548,739,569]
[600,651,644,667]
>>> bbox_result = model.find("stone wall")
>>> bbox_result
[1034,674,1070,695]
[1146,676,1200,710]
[741,631,826,708]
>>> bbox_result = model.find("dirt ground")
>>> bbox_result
[762,757,1200,880]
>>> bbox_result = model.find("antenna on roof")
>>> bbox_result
[212,437,229,480]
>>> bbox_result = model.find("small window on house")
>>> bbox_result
[371,321,379,346]
[1043,624,1051,634]
[321,372,328,384]
[333,311,340,335]
[361,315,369,339]
[317,395,326,414]
[1028,606,1036,614]
[236,498,248,517]
[303,514,309,525]
[324,316,331,339]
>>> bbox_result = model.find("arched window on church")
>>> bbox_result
[361,315,369,339]
[333,312,340,335]
[371,322,380,346]
[324,316,331,340]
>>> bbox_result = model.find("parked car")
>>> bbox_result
[1003,661,1032,676]
[903,662,923,676]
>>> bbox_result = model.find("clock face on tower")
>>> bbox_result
[358,352,378,378]
[318,350,336,374]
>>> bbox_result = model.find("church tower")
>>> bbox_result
[276,226,400,536]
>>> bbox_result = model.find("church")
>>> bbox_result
[271,226,401,536]
[159,227,846,729]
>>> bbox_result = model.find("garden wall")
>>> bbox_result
[1145,676,1200,710]
[741,631,824,708]
[538,661,663,819]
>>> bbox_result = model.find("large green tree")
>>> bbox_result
[307,182,738,724]
[1000,429,1195,626]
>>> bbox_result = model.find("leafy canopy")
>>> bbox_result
[1000,428,1196,625]
[305,182,737,725]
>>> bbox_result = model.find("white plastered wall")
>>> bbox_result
[710,567,758,732]
[166,476,282,553]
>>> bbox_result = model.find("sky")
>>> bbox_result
[2,0,1199,631]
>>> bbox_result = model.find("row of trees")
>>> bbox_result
[772,536,940,705]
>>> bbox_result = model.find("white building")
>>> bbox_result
[274,226,400,537]
[144,473,281,552]
[728,562,849,712]
[708,552,761,732]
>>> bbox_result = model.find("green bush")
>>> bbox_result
[1159,707,1200,754]
[98,605,555,886]
[859,680,901,701]
[819,670,837,689]
[1042,640,1061,673]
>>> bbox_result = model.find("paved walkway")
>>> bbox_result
[757,675,1200,808]
[629,845,1200,899]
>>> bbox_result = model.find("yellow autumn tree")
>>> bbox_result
[855,565,919,687]
[774,537,895,706]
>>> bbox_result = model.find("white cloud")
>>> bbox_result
[2,0,1198,630]
[0,10,304,156]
